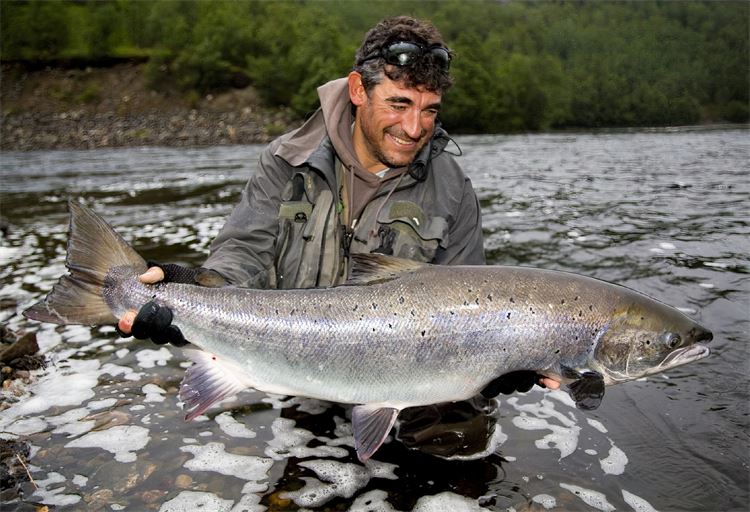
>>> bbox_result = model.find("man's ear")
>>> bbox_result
[348,71,367,107]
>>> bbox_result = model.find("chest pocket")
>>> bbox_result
[373,200,449,263]
[275,171,335,289]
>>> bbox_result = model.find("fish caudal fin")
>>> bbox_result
[352,404,399,462]
[23,200,147,325]
[180,349,252,420]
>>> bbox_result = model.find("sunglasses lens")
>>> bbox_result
[372,42,451,69]
[430,48,451,69]
[384,42,422,66]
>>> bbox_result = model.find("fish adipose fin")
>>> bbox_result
[23,200,147,325]
[347,254,427,285]
[180,349,252,420]
[352,404,399,462]
[565,369,606,410]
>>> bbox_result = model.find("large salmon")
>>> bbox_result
[24,201,712,461]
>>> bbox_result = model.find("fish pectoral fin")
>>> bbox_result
[566,370,605,410]
[347,254,427,285]
[179,349,251,421]
[351,405,399,463]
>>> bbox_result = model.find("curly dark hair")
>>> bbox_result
[353,16,454,94]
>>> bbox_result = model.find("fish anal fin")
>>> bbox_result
[179,349,251,421]
[566,370,605,410]
[352,405,399,462]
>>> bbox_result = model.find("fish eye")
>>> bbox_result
[661,332,682,349]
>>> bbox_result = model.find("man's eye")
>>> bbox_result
[392,104,407,111]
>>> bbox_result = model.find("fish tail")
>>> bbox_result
[23,200,147,325]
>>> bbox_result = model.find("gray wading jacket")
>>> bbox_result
[203,82,485,289]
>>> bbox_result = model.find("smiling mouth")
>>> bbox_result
[388,133,418,148]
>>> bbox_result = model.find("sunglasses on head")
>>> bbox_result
[358,41,452,70]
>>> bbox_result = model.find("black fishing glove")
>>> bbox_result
[118,262,228,347]
[480,370,547,398]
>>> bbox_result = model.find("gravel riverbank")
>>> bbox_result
[1,62,299,151]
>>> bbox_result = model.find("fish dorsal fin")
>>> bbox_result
[351,404,399,462]
[564,367,605,410]
[347,254,427,285]
[180,349,252,420]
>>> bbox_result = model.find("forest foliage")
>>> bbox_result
[1,0,748,132]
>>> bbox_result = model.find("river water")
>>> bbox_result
[1,127,748,511]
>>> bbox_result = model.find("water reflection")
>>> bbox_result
[1,127,748,511]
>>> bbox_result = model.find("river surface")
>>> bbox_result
[1,127,748,511]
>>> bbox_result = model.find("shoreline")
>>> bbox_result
[0,62,300,152]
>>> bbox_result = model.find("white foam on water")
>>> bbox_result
[532,494,557,509]
[586,418,608,434]
[180,441,273,485]
[264,417,348,460]
[622,489,659,512]
[282,459,397,508]
[143,383,167,403]
[349,489,395,511]
[159,491,233,512]
[49,407,95,437]
[135,347,172,368]
[412,491,486,511]
[62,324,93,344]
[658,242,676,250]
[0,358,102,432]
[72,473,88,487]
[88,397,118,411]
[585,449,598,455]
[600,440,628,475]
[215,411,257,439]
[65,424,150,463]
[508,395,581,459]
[31,471,82,506]
[560,483,616,512]
[260,394,331,415]
[34,325,63,353]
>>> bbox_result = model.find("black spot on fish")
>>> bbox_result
[450,310,455,315]
[372,303,378,310]
[487,293,493,301]
[646,339,651,345]
[290,309,296,316]
[421,330,426,337]
[463,301,469,306]
[509,297,515,303]
[398,296,405,304]
[574,295,580,301]
[506,312,511,319]
[555,349,560,354]
[353,304,359,311]
[475,298,480,305]
[560,299,566,305]
[388,323,393,329]
[589,305,594,311]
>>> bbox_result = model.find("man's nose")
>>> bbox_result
[401,108,423,140]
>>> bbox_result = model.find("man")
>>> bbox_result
[119,16,558,457]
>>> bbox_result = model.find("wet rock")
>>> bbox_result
[0,438,32,501]
[0,330,39,363]
[0,328,45,393]
[174,474,193,489]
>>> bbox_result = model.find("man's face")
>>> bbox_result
[349,72,442,173]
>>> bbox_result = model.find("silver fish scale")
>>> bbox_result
[113,264,637,408]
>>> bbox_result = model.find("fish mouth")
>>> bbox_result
[659,343,711,370]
